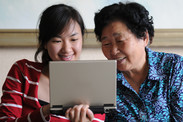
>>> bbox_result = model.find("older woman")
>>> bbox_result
[94,2,183,121]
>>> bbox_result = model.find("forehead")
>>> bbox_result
[101,21,130,40]
[59,20,81,36]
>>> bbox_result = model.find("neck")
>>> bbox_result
[42,64,49,78]
[123,61,148,82]
[122,55,148,93]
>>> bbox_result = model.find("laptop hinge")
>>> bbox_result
[50,105,64,115]
[103,104,116,113]
[50,104,116,115]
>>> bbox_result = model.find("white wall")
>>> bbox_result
[0,0,183,29]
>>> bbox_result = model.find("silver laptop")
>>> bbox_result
[49,60,117,115]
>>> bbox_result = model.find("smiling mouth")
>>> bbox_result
[60,55,73,61]
[116,57,126,63]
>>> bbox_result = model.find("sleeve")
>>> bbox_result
[170,57,183,121]
[0,61,50,122]
[93,114,105,122]
[50,113,105,122]
[104,110,126,121]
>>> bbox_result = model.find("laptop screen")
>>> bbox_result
[49,60,117,114]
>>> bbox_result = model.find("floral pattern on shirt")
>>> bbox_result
[106,47,183,122]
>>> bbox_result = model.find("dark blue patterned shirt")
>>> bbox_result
[106,47,183,122]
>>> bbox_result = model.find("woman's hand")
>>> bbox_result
[42,104,50,117]
[65,104,94,122]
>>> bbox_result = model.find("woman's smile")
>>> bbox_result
[59,54,73,61]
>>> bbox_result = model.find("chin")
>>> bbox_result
[117,67,128,72]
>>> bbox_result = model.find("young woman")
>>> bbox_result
[0,4,105,122]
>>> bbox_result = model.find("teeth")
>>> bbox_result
[117,57,124,60]
[59,55,73,61]
[63,55,71,58]
[63,56,72,59]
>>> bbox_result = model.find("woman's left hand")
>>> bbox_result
[65,104,94,122]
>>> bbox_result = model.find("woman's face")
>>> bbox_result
[45,21,83,61]
[101,20,148,72]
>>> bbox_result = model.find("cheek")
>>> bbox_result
[47,45,59,56]
[74,41,83,54]
[75,46,82,55]
[102,47,110,58]
[125,44,141,61]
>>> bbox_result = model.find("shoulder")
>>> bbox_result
[15,59,43,69]
[147,48,183,81]
[157,51,182,66]
[147,47,183,67]
[13,59,43,74]
[16,59,42,66]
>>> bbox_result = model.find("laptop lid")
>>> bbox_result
[49,60,116,114]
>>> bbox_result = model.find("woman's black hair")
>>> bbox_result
[94,2,154,44]
[34,4,85,64]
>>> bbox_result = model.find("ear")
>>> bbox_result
[44,44,47,49]
[143,31,149,46]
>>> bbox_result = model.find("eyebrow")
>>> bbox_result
[101,36,107,41]
[113,32,121,37]
[70,33,78,37]
[55,32,79,38]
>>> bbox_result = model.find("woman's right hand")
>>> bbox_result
[65,104,94,122]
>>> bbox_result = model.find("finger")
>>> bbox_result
[86,107,94,121]
[69,108,75,121]
[74,105,83,122]
[80,105,89,122]
[65,108,71,119]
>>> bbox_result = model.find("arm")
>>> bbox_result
[0,61,49,122]
[170,58,183,121]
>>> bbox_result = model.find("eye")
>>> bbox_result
[102,42,111,46]
[71,38,78,42]
[50,37,62,43]
[52,40,61,43]
[117,40,124,43]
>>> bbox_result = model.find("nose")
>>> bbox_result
[61,40,72,54]
[110,43,119,56]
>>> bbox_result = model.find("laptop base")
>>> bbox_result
[50,104,116,115]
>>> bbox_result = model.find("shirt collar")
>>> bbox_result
[117,47,163,83]
[146,47,165,81]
